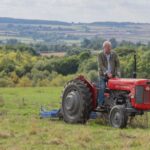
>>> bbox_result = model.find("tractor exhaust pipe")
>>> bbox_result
[132,52,137,78]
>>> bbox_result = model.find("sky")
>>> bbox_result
[0,0,150,23]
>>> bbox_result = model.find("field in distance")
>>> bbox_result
[40,52,66,57]
[1,17,150,44]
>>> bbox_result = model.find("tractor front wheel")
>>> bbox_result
[109,105,128,128]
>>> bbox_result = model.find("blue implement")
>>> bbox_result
[40,107,60,118]
[40,107,98,119]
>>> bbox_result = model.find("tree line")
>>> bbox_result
[0,39,150,87]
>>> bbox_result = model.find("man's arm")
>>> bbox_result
[98,53,107,76]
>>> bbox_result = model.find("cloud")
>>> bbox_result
[0,0,150,23]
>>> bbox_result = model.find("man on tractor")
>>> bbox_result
[97,41,120,110]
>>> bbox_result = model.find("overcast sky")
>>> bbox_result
[0,0,150,23]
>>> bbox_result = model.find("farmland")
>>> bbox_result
[40,52,66,57]
[1,17,150,45]
[0,87,150,150]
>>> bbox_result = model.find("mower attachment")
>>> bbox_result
[40,107,98,119]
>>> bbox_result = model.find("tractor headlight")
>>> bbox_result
[145,86,150,91]
[130,95,135,99]
[129,93,134,99]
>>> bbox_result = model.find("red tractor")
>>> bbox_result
[61,54,150,128]
[61,75,150,128]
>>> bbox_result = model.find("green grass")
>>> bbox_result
[0,35,36,44]
[0,87,150,150]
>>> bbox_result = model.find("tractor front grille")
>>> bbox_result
[144,90,150,104]
[135,86,143,104]
[135,86,150,104]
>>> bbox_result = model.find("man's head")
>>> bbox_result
[103,41,112,54]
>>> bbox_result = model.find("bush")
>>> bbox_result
[0,78,15,87]
[87,70,98,82]
[30,69,50,81]
[48,71,58,81]
[17,77,32,87]
[79,58,98,73]
[10,72,19,84]
[16,67,26,77]
[36,79,51,87]
[79,51,91,61]
[50,74,75,86]
[34,60,46,71]
[52,56,79,75]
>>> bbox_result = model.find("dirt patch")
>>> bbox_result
[50,138,64,145]
[119,132,136,139]
[0,131,14,139]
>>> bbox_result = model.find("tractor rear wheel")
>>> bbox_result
[62,79,92,124]
[109,105,128,128]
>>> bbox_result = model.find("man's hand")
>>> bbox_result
[107,73,113,78]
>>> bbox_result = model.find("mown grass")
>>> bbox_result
[0,87,150,150]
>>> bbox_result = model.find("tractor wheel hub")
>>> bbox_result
[65,91,80,112]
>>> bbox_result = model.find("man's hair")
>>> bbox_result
[103,41,112,48]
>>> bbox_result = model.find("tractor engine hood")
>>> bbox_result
[108,78,150,92]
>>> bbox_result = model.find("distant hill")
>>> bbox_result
[89,21,143,27]
[0,17,71,25]
[0,17,149,26]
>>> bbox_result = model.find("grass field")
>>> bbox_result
[0,87,150,150]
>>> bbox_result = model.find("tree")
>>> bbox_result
[79,51,91,61]
[110,38,118,48]
[81,38,91,48]
[79,58,98,73]
[53,56,79,75]
[7,39,18,45]
[87,70,98,82]
[138,50,150,78]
